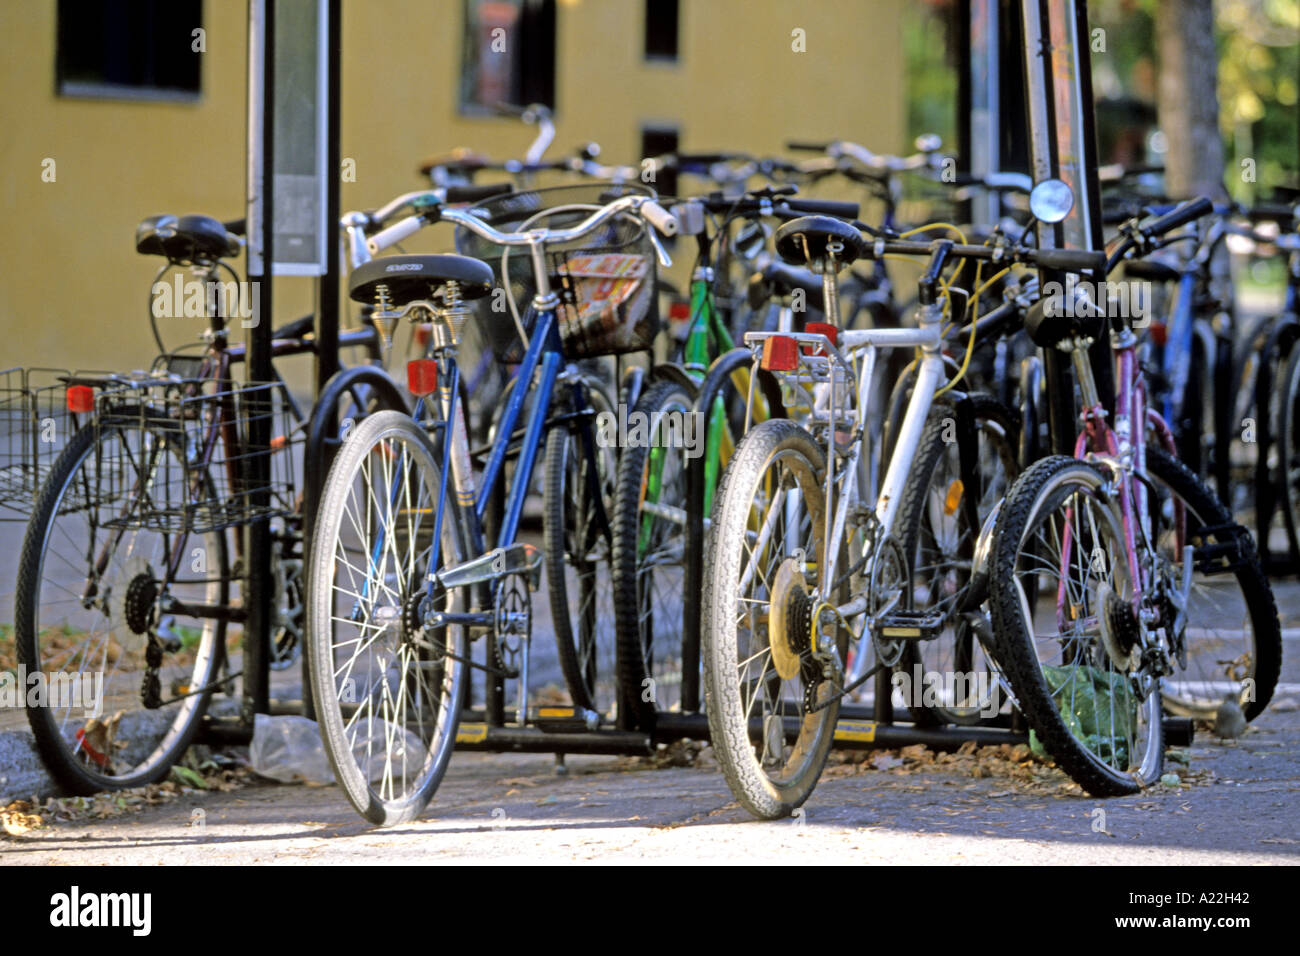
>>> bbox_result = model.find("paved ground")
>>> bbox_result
[4,700,1298,864]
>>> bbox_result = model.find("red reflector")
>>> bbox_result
[415,323,433,346]
[1149,322,1167,346]
[407,359,439,397]
[803,322,838,354]
[761,336,799,371]
[66,385,94,414]
[668,302,692,322]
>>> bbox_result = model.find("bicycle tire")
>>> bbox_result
[988,456,1164,796]
[1145,445,1282,720]
[306,410,468,826]
[702,419,846,819]
[16,418,227,794]
[611,378,697,730]
[895,394,1019,726]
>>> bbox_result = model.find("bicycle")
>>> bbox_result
[699,181,1106,818]
[987,196,1283,795]
[306,185,679,824]
[12,212,383,793]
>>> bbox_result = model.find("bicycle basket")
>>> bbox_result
[455,183,660,361]
[92,377,299,535]
[0,367,100,516]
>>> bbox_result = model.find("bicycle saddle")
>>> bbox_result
[1023,296,1106,348]
[774,215,868,271]
[135,214,241,262]
[748,260,826,311]
[348,254,495,306]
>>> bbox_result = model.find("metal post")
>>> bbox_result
[243,0,275,722]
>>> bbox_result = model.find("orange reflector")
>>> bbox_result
[66,385,94,414]
[943,479,964,516]
[1149,322,1167,346]
[414,323,433,346]
[407,359,439,397]
[761,335,799,371]
[271,435,287,451]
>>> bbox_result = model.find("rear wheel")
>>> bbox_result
[988,456,1163,796]
[1276,343,1300,565]
[895,394,1018,726]
[1145,445,1281,720]
[702,419,846,819]
[544,380,619,719]
[15,419,226,793]
[611,379,697,729]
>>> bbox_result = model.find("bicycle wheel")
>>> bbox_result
[15,419,227,793]
[611,378,697,729]
[988,456,1164,796]
[702,419,846,819]
[895,394,1019,726]
[543,380,618,718]
[1276,342,1300,564]
[307,410,467,826]
[1144,445,1281,720]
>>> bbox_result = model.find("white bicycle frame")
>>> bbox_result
[741,299,946,680]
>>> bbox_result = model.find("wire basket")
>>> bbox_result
[92,378,299,535]
[0,367,99,517]
[455,183,661,361]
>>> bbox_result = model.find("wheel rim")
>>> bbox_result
[1009,467,1161,783]
[721,444,836,790]
[315,419,461,811]
[25,425,222,786]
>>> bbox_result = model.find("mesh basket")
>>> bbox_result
[455,184,661,361]
[92,378,299,534]
[0,367,99,517]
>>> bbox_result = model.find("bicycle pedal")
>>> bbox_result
[433,543,543,591]
[872,609,945,641]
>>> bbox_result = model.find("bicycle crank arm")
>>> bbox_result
[431,543,543,591]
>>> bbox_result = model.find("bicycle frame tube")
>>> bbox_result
[1161,270,1198,425]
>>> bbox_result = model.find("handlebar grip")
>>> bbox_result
[1034,247,1107,274]
[445,182,514,204]
[366,214,426,255]
[783,198,861,220]
[1141,197,1214,238]
[641,200,680,237]
[786,141,831,152]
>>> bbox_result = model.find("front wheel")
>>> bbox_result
[702,419,846,819]
[307,410,467,826]
[988,456,1163,796]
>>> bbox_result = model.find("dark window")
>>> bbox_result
[461,0,556,114]
[644,0,679,61]
[56,0,202,101]
[641,126,679,198]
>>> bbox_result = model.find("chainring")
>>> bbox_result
[492,573,532,679]
[867,533,909,667]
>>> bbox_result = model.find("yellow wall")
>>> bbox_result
[1,0,904,377]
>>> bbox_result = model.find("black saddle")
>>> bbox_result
[136,214,241,262]
[348,254,495,306]
[1024,297,1106,348]
[774,215,868,271]
[748,261,826,310]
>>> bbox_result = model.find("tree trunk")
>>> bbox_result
[1155,0,1227,200]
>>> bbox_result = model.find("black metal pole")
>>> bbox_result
[244,0,274,723]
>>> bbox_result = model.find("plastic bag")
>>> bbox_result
[249,714,429,785]
[1028,663,1136,767]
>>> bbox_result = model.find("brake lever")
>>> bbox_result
[645,227,673,269]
